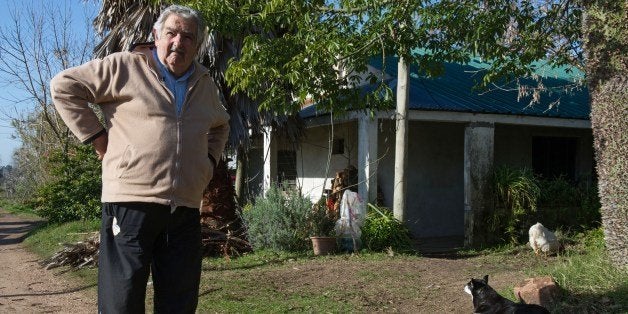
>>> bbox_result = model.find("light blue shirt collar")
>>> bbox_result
[152,49,195,115]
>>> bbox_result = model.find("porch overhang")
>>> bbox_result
[303,109,591,129]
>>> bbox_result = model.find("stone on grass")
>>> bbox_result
[513,276,560,308]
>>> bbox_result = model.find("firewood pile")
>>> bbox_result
[327,165,358,217]
[200,205,251,258]
[200,213,251,257]
[40,221,252,271]
[40,234,100,270]
[201,223,251,257]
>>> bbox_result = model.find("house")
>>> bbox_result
[244,56,593,250]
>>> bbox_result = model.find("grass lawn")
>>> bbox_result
[4,201,626,313]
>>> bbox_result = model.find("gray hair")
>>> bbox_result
[153,5,207,50]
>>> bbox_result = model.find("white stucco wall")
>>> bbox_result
[295,121,358,203]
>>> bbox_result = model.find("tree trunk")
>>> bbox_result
[583,1,627,268]
[393,57,409,222]
[201,158,238,228]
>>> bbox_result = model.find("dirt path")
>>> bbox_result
[0,209,97,313]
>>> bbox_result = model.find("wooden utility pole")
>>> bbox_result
[393,56,409,221]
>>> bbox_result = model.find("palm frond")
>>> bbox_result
[93,0,161,57]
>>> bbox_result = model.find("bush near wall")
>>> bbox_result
[537,177,601,231]
[241,185,312,252]
[361,204,413,252]
[490,166,601,245]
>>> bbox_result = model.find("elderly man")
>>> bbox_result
[51,5,229,313]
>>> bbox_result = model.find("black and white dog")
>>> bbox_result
[464,275,550,314]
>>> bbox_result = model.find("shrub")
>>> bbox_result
[361,204,412,252]
[491,166,602,246]
[32,145,101,223]
[491,166,540,244]
[576,184,601,227]
[240,185,312,251]
[538,177,601,231]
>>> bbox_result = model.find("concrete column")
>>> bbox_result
[358,114,379,203]
[464,122,495,247]
[262,126,276,196]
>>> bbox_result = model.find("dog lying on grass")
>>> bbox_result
[464,275,549,313]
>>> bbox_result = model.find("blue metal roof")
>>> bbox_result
[373,56,590,120]
[301,57,590,120]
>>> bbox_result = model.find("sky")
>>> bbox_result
[0,0,98,165]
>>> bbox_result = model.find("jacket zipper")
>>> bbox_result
[140,52,197,211]
[149,63,179,212]
[169,73,205,212]
[170,118,182,213]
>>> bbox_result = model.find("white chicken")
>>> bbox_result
[528,222,560,255]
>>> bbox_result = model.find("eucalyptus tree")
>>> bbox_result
[580,0,626,268]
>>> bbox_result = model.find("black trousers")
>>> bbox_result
[98,202,202,314]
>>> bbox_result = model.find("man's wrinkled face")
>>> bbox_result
[153,14,198,77]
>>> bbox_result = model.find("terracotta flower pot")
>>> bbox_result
[310,236,337,255]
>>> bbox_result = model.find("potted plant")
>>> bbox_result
[307,199,338,255]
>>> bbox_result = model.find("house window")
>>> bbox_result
[532,136,577,181]
[277,150,297,187]
[332,138,344,155]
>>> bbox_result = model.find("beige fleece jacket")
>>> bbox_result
[50,46,230,209]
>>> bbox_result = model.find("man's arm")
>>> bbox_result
[207,122,230,167]
[50,57,116,144]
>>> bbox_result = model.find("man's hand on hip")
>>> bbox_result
[93,132,108,160]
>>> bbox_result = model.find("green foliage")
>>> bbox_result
[537,177,601,231]
[32,145,102,223]
[0,199,39,218]
[3,142,47,203]
[241,185,313,252]
[361,204,412,252]
[191,0,583,116]
[491,166,602,246]
[0,2,95,202]
[208,0,404,115]
[491,166,540,244]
